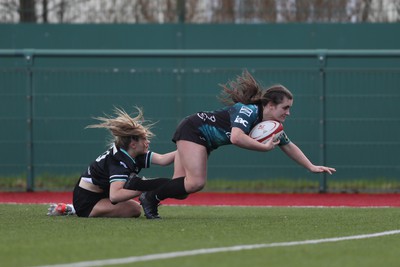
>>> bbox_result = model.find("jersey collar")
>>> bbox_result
[112,144,136,167]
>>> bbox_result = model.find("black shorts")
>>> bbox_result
[172,115,211,154]
[72,182,108,217]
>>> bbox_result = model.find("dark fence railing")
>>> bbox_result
[1,49,399,192]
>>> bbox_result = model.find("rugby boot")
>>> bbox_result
[139,192,161,219]
[47,203,75,216]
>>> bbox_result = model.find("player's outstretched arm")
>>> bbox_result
[151,151,176,166]
[280,142,336,174]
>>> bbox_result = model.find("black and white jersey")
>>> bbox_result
[80,144,152,193]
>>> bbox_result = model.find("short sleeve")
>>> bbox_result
[229,103,259,134]
[278,131,291,146]
[135,151,153,169]
[108,162,131,183]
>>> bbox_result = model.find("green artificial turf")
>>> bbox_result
[1,204,400,267]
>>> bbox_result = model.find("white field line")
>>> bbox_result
[163,204,396,208]
[34,230,400,267]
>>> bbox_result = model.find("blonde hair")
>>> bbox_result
[86,107,155,149]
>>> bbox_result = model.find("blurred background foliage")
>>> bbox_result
[1,0,399,24]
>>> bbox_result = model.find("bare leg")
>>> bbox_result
[176,140,208,193]
[140,141,208,219]
[89,199,141,218]
[172,152,186,178]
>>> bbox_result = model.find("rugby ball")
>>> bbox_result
[249,120,283,144]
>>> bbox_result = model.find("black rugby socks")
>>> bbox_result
[150,177,188,201]
[123,176,170,191]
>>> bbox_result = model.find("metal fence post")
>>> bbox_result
[24,51,34,192]
[317,51,327,193]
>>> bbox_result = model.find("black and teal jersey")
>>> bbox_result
[188,102,290,151]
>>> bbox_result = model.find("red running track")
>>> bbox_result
[0,192,399,207]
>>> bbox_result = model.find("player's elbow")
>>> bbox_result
[109,196,119,205]
[230,127,246,146]
[109,192,122,205]
[230,134,242,146]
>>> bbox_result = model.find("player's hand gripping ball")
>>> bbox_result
[249,120,284,144]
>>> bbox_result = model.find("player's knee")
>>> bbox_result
[131,206,141,218]
[125,200,141,218]
[132,210,141,218]
[186,180,206,193]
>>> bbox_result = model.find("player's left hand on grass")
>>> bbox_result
[309,165,336,175]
